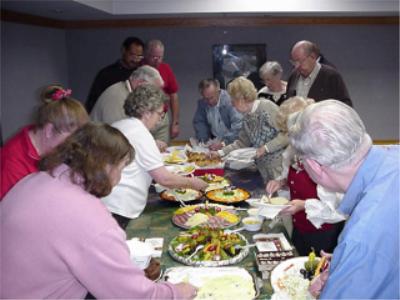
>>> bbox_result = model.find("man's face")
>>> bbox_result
[290,46,316,78]
[202,85,219,107]
[122,44,144,69]
[146,46,164,68]
[303,158,341,193]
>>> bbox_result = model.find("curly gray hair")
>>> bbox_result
[124,84,167,119]
[288,100,372,169]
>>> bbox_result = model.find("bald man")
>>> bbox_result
[286,40,352,107]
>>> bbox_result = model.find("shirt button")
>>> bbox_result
[290,181,294,185]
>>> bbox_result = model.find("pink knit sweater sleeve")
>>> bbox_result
[72,227,179,299]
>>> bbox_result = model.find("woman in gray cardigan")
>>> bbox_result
[212,76,288,183]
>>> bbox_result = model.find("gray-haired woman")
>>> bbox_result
[101,84,207,230]
[258,61,287,105]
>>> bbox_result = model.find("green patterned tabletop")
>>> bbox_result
[125,168,291,299]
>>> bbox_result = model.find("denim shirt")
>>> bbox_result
[193,89,243,144]
[321,146,399,299]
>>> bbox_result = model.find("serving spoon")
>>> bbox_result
[187,245,204,260]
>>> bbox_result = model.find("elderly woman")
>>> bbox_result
[265,97,346,256]
[1,123,197,299]
[102,84,207,229]
[1,84,89,199]
[258,61,287,105]
[212,76,288,183]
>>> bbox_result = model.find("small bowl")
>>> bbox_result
[242,216,263,232]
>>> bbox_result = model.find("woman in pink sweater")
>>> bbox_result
[1,123,196,299]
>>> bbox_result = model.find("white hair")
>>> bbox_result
[130,65,164,86]
[288,100,372,169]
[259,61,283,79]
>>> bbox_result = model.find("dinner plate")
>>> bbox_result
[165,163,196,176]
[162,151,188,165]
[206,187,251,204]
[171,204,240,229]
[246,199,291,219]
[270,257,314,300]
[160,189,203,202]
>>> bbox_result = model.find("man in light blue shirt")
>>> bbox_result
[193,78,243,150]
[289,100,399,299]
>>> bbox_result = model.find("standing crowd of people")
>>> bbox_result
[1,37,398,300]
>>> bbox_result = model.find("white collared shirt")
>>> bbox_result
[296,62,321,98]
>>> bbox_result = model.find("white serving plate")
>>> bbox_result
[163,266,258,300]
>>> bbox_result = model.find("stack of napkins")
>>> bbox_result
[225,148,257,170]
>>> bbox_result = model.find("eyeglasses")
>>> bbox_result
[154,110,165,118]
[151,55,163,60]
[289,55,310,67]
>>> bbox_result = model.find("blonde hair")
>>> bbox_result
[36,84,89,133]
[276,96,315,132]
[227,76,257,103]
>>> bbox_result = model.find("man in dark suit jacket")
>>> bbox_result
[286,40,352,107]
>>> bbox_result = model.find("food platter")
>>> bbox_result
[206,187,251,204]
[168,226,249,267]
[163,267,258,300]
[172,203,240,229]
[270,257,315,300]
[160,188,203,202]
[199,173,231,192]
[186,151,223,168]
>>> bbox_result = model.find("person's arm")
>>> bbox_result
[223,105,243,145]
[73,227,187,299]
[321,242,392,299]
[333,72,353,107]
[150,166,208,191]
[192,100,211,143]
[220,126,251,156]
[169,93,180,139]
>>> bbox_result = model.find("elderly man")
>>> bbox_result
[144,39,180,142]
[86,37,145,113]
[289,100,399,298]
[90,65,167,151]
[193,78,243,150]
[286,40,352,107]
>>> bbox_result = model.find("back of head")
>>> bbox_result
[130,65,164,87]
[259,61,283,78]
[276,96,315,132]
[124,84,167,118]
[227,76,257,102]
[37,84,89,133]
[40,122,135,197]
[288,100,372,168]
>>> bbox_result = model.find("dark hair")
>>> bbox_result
[198,78,220,93]
[122,37,144,50]
[39,122,135,198]
[37,84,89,133]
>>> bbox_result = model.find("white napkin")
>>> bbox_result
[225,148,257,170]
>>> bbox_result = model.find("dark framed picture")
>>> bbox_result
[212,44,267,90]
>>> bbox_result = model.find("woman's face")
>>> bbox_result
[146,106,165,130]
[262,73,281,89]
[106,156,131,187]
[232,97,250,114]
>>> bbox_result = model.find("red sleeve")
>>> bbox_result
[159,63,179,95]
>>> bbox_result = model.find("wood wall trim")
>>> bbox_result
[1,10,65,29]
[1,10,398,29]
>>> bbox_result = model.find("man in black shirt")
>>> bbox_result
[85,37,145,113]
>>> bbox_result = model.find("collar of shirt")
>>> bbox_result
[338,146,382,215]
[250,99,260,114]
[24,125,40,161]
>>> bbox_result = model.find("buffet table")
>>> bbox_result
[125,167,292,299]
